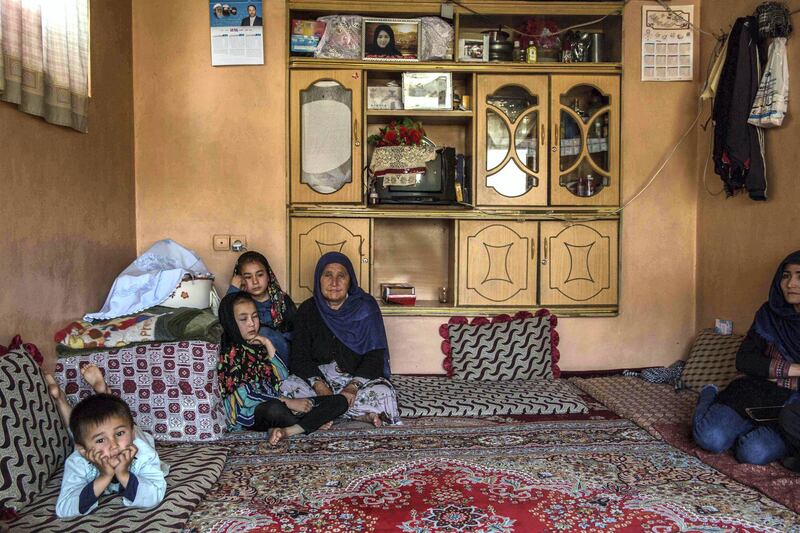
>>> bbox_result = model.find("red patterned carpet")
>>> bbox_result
[185,419,799,532]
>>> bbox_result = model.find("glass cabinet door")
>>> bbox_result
[290,70,362,204]
[476,75,548,207]
[550,75,619,206]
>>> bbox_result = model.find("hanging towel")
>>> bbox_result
[84,239,212,322]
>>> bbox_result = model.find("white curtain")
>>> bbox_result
[0,0,89,132]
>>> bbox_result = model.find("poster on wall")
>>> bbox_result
[210,1,264,66]
[641,4,694,81]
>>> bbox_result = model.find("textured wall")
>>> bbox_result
[696,0,800,334]
[0,0,136,370]
[132,0,701,373]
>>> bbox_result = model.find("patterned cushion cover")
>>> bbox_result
[441,310,560,381]
[6,443,228,533]
[678,329,744,391]
[54,341,225,442]
[393,375,587,417]
[0,349,71,514]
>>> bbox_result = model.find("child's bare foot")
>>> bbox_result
[319,421,334,431]
[81,364,108,394]
[268,427,287,445]
[357,413,383,428]
[45,373,72,426]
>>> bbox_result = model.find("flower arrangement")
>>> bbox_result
[367,118,426,147]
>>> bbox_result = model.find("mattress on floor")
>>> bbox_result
[569,376,698,437]
[393,375,588,417]
[54,341,225,442]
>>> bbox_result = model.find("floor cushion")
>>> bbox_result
[6,443,228,533]
[679,329,743,391]
[393,375,587,417]
[54,341,225,442]
[442,310,560,380]
[0,349,71,516]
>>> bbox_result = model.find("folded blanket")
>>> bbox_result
[55,306,221,355]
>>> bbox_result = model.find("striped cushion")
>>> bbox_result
[0,349,71,514]
[7,444,228,532]
[679,329,743,391]
[448,316,553,381]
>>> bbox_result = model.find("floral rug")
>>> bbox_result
[184,419,799,532]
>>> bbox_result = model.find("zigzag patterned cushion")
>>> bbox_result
[446,311,557,381]
[394,375,587,417]
[0,349,71,515]
[6,443,228,532]
[678,329,744,391]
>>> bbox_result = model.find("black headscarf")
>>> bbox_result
[367,24,401,56]
[217,291,287,396]
[753,250,800,362]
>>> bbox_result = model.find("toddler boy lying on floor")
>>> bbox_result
[46,365,168,518]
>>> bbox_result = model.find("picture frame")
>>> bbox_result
[402,72,452,110]
[458,35,489,62]
[362,17,420,62]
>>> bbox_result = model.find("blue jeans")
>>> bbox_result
[692,386,790,465]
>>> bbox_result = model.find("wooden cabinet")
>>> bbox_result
[286,2,623,316]
[550,75,620,206]
[539,220,618,306]
[289,218,370,302]
[476,75,549,207]
[290,70,363,204]
[457,220,538,306]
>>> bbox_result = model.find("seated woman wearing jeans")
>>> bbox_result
[693,250,800,464]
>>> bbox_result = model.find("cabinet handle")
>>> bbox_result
[552,124,559,153]
[541,238,548,265]
[354,118,360,147]
[540,123,545,145]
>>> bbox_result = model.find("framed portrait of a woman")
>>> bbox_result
[362,18,420,62]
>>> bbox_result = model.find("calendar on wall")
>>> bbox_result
[641,4,694,82]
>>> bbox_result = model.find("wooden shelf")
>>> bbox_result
[289,1,624,17]
[366,109,473,124]
[378,300,619,317]
[289,205,621,219]
[289,57,623,73]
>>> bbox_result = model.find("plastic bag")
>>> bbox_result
[748,37,789,128]
[419,17,454,61]
[315,15,362,59]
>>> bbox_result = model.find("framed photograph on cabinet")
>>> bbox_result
[362,18,420,62]
[458,36,489,62]
[402,72,452,110]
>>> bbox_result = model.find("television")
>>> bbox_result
[373,147,469,205]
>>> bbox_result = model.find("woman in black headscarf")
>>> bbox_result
[366,24,401,57]
[288,252,400,427]
[217,291,348,444]
[693,250,800,464]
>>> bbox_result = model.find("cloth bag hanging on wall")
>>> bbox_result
[748,37,789,128]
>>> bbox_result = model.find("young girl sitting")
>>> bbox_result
[227,251,296,366]
[45,366,168,518]
[217,291,348,445]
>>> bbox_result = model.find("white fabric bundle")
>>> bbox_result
[748,37,789,128]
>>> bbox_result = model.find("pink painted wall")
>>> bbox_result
[696,0,800,334]
[0,0,136,370]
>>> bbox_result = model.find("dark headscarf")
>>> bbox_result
[217,291,287,396]
[313,252,391,377]
[753,250,800,363]
[235,251,294,331]
[367,24,401,56]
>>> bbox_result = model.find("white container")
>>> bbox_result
[161,276,214,309]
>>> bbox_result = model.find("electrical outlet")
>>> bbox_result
[213,234,230,251]
[230,235,247,252]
